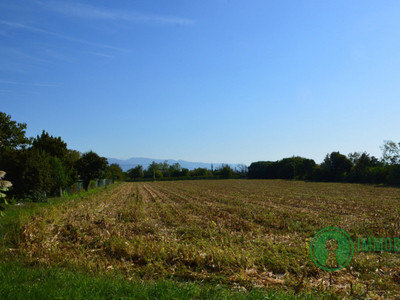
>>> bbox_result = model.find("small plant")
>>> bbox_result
[88,180,96,190]
[0,171,12,216]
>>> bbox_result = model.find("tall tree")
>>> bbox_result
[32,131,78,191]
[109,163,125,181]
[51,157,69,197]
[127,165,144,179]
[150,161,158,179]
[32,130,67,159]
[169,163,182,177]
[321,152,353,182]
[380,140,400,165]
[0,112,31,150]
[75,151,109,190]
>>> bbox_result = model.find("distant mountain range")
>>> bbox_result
[107,157,237,172]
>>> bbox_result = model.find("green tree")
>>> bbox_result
[220,164,233,179]
[169,163,182,177]
[109,163,125,181]
[75,151,109,190]
[347,152,380,183]
[127,165,144,179]
[32,130,67,158]
[380,140,400,165]
[321,152,353,182]
[32,130,78,188]
[51,157,69,197]
[190,168,208,177]
[19,148,54,201]
[149,161,159,179]
[0,112,31,150]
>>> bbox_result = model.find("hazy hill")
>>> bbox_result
[107,157,231,171]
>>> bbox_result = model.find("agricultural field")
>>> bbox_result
[2,180,400,298]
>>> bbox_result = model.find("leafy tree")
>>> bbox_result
[169,163,182,177]
[0,148,54,200]
[180,168,190,177]
[51,157,70,197]
[320,152,353,182]
[149,161,159,179]
[380,140,400,165]
[248,161,274,179]
[127,165,144,179]
[32,130,78,188]
[220,164,233,179]
[51,157,68,196]
[109,163,125,181]
[75,151,109,190]
[236,164,248,177]
[0,112,31,150]
[32,130,67,158]
[190,168,208,177]
[160,160,170,177]
[347,152,380,183]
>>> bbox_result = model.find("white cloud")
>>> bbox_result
[89,52,115,59]
[0,80,62,87]
[36,1,195,25]
[0,20,129,51]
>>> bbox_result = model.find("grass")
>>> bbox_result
[0,261,325,300]
[1,180,400,298]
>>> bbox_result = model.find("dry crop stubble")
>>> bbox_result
[7,180,400,297]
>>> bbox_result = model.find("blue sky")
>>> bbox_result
[1,0,400,165]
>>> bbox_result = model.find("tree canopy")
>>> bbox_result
[75,151,109,190]
[0,112,31,150]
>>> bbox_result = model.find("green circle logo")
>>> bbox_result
[309,227,354,272]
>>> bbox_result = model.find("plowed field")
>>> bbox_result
[11,180,400,297]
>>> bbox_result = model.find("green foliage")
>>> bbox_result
[0,171,12,216]
[155,170,164,179]
[180,168,190,177]
[74,151,109,191]
[32,131,78,188]
[32,130,67,159]
[169,162,182,176]
[0,112,31,151]
[127,165,144,179]
[248,157,315,180]
[319,151,353,182]
[22,189,48,202]
[380,140,400,165]
[190,167,209,177]
[109,163,125,181]
[51,157,70,196]
[220,164,233,179]
[88,180,97,190]
[347,152,383,183]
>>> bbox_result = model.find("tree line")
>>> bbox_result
[125,162,248,180]
[0,112,123,201]
[248,142,400,185]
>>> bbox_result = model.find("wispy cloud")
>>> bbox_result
[36,1,195,25]
[89,52,115,59]
[0,20,128,51]
[0,80,62,87]
[0,89,40,96]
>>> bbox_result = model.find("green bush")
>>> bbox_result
[88,180,96,190]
